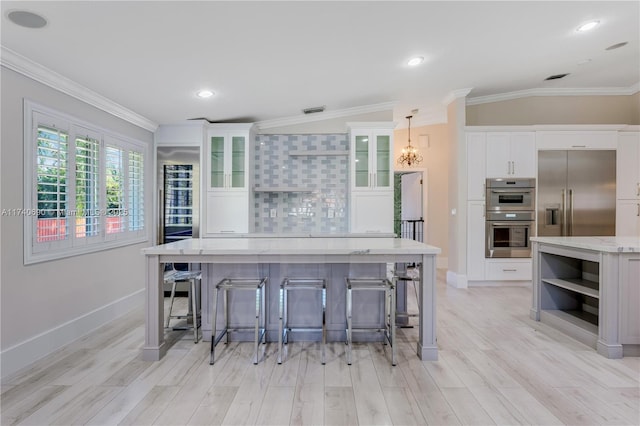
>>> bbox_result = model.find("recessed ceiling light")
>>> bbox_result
[577,58,592,65]
[7,10,47,29]
[407,56,424,67]
[196,90,214,98]
[576,20,599,32]
[606,42,628,50]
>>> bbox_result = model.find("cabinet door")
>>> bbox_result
[620,255,640,344]
[374,133,392,188]
[616,199,640,237]
[467,201,486,280]
[617,133,640,200]
[466,133,486,200]
[486,133,511,177]
[350,191,393,233]
[206,192,249,234]
[229,135,246,189]
[510,132,536,177]
[353,134,370,188]
[209,135,226,189]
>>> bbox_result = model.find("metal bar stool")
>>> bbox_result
[393,263,420,325]
[165,266,202,343]
[345,278,396,366]
[210,277,267,365]
[278,278,326,365]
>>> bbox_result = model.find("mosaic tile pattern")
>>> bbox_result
[254,134,349,233]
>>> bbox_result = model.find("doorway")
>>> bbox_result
[394,171,424,241]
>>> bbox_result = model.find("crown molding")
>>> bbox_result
[467,83,640,106]
[256,101,396,130]
[0,46,158,132]
[442,88,473,106]
[395,107,448,129]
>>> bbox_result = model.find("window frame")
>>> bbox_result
[24,100,149,264]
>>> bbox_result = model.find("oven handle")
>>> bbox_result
[487,222,533,227]
[489,189,533,193]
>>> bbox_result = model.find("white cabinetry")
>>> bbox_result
[536,131,618,150]
[485,132,535,178]
[348,122,395,234]
[466,200,486,280]
[203,124,255,235]
[466,132,486,200]
[616,132,640,237]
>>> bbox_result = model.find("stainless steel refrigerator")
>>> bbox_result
[537,150,616,237]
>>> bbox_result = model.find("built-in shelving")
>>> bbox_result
[541,278,599,299]
[288,150,349,156]
[253,186,316,193]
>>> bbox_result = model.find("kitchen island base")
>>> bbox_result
[142,238,440,362]
[531,237,640,359]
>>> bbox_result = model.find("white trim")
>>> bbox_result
[446,270,468,289]
[0,289,144,381]
[395,108,448,128]
[442,88,473,106]
[256,102,396,130]
[464,124,630,132]
[1,46,158,132]
[467,83,640,106]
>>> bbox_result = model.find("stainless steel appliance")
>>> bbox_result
[485,178,536,258]
[537,151,616,237]
[486,178,536,211]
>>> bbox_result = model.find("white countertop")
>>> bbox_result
[142,237,441,256]
[530,236,640,253]
[199,233,396,238]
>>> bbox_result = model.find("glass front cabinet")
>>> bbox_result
[204,124,255,234]
[348,122,395,234]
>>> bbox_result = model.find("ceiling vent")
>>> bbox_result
[544,73,570,81]
[302,105,325,114]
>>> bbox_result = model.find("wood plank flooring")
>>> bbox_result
[2,271,639,425]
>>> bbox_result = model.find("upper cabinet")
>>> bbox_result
[349,124,394,191]
[485,132,535,178]
[203,124,255,235]
[617,132,640,200]
[207,125,254,192]
[348,122,395,234]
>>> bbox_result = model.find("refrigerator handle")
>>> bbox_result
[561,189,567,236]
[568,189,574,236]
[158,188,164,245]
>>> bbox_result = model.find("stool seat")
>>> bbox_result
[278,278,326,365]
[345,277,396,366]
[210,277,267,365]
[164,267,201,343]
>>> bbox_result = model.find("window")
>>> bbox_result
[24,101,148,264]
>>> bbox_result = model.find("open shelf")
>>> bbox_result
[288,150,349,156]
[253,187,316,193]
[541,278,599,299]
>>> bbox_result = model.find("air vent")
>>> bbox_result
[302,106,325,114]
[544,73,570,81]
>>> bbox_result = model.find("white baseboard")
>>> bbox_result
[468,280,532,288]
[1,289,144,381]
[446,270,468,289]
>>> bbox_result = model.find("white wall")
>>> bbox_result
[0,67,154,379]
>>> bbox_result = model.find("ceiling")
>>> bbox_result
[1,1,639,129]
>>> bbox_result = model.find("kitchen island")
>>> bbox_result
[142,237,441,362]
[530,236,640,358]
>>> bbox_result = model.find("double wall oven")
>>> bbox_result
[485,178,535,258]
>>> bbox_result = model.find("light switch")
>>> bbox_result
[270,208,277,218]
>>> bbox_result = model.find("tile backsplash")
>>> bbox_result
[253,134,349,233]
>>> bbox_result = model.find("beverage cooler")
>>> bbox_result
[157,146,200,294]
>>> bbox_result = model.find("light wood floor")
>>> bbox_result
[2,271,639,425]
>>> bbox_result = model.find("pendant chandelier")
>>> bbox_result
[397,115,422,166]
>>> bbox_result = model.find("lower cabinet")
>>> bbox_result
[485,260,532,281]
[616,199,640,237]
[205,192,249,234]
[620,255,640,344]
[350,191,393,234]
